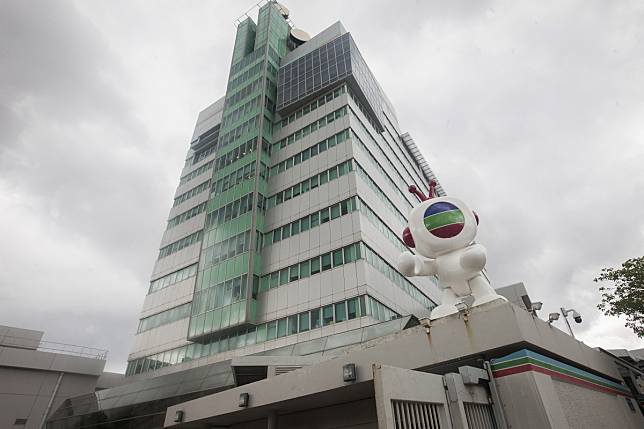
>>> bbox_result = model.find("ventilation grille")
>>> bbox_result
[464,402,497,429]
[392,399,442,429]
[274,366,302,375]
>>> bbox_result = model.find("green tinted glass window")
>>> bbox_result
[277,318,286,337]
[311,308,321,329]
[299,260,310,278]
[330,204,341,219]
[267,321,277,340]
[299,312,310,332]
[347,298,358,319]
[335,302,346,322]
[321,253,332,271]
[311,257,321,274]
[322,305,334,325]
[288,315,298,335]
[333,249,344,267]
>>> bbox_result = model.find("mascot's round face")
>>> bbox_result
[423,202,465,238]
[408,197,478,258]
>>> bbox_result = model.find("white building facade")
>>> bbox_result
[126,2,444,379]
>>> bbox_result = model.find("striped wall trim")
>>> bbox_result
[491,349,631,397]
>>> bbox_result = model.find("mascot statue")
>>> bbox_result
[398,181,506,319]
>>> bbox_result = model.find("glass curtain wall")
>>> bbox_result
[188,2,290,342]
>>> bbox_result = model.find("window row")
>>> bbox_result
[354,161,407,226]
[148,264,198,294]
[356,196,408,254]
[205,193,266,229]
[167,202,207,229]
[215,138,270,171]
[225,77,262,110]
[125,294,395,376]
[361,242,436,310]
[227,62,263,93]
[218,115,259,150]
[274,106,348,150]
[211,160,267,196]
[263,196,359,248]
[266,159,353,209]
[137,302,191,334]
[275,84,347,130]
[259,242,362,292]
[230,47,264,75]
[351,128,413,210]
[221,95,261,129]
[350,106,422,206]
[193,144,217,165]
[191,273,249,317]
[269,129,350,178]
[158,230,203,259]
[348,88,432,199]
[201,230,251,271]
[179,160,214,186]
[173,180,210,208]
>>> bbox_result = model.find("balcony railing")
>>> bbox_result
[0,334,108,360]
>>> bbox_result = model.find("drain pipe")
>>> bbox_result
[483,361,509,429]
[40,371,64,429]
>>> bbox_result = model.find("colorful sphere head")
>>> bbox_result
[423,202,465,239]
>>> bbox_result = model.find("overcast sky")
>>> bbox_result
[2,0,643,373]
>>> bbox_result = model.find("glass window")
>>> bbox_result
[267,321,277,340]
[330,204,341,219]
[310,212,320,227]
[302,148,310,161]
[347,298,358,319]
[280,268,289,285]
[322,305,334,325]
[321,253,332,271]
[289,265,299,282]
[310,256,321,274]
[299,312,310,332]
[319,170,328,185]
[329,167,338,180]
[344,244,357,263]
[320,208,330,224]
[299,260,310,278]
[310,175,319,189]
[318,140,327,153]
[311,308,321,329]
[270,272,279,288]
[301,180,309,193]
[277,318,287,337]
[335,302,347,323]
[291,220,300,235]
[301,216,310,231]
[256,323,267,343]
[359,295,366,317]
[288,315,298,335]
[282,224,291,239]
[333,249,344,267]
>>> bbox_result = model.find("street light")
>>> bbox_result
[560,308,582,338]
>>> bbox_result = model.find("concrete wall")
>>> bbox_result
[0,367,100,429]
[553,378,643,429]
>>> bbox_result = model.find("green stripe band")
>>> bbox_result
[424,210,464,230]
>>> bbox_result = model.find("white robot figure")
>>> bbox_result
[398,181,505,319]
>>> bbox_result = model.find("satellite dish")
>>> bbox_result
[276,3,289,18]
[290,28,311,46]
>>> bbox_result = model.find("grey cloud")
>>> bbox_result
[1,0,643,373]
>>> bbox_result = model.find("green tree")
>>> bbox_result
[594,256,644,338]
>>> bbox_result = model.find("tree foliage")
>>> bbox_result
[594,256,644,338]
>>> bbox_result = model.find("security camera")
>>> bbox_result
[548,313,559,324]
[572,311,582,324]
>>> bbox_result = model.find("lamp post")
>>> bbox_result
[560,307,582,338]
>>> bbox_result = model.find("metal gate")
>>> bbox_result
[374,364,499,429]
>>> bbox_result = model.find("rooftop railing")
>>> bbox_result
[0,334,108,360]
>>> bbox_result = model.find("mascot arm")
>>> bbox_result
[460,243,487,272]
[398,252,437,277]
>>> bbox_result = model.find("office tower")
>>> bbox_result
[125,1,444,378]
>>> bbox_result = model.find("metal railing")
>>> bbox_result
[0,334,108,360]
